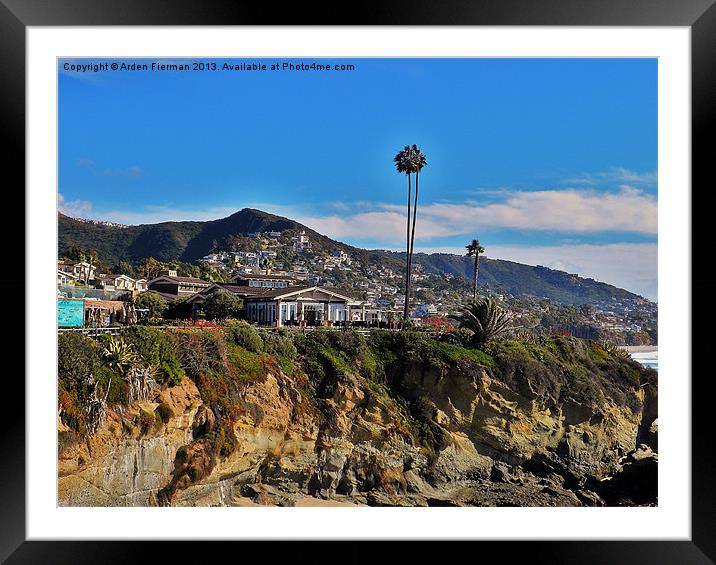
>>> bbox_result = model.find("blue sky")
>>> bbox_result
[59,58,658,299]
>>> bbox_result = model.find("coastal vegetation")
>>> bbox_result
[59,324,654,467]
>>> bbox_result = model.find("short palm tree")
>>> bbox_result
[466,239,485,301]
[459,297,511,346]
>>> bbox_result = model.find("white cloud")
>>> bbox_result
[412,242,658,301]
[286,187,658,244]
[58,193,93,218]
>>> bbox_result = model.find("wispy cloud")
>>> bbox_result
[563,167,657,187]
[101,165,142,178]
[58,193,93,218]
[90,206,240,225]
[75,158,95,168]
[74,158,142,178]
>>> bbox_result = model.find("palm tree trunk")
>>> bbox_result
[407,171,420,319]
[403,173,412,321]
[475,253,481,297]
[473,254,478,302]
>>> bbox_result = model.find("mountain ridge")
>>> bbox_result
[58,209,647,305]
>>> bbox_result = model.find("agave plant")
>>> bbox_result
[459,297,512,347]
[601,341,630,359]
[101,336,139,375]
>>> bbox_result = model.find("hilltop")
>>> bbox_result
[59,208,646,305]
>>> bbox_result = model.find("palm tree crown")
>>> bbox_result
[466,239,485,257]
[410,144,427,173]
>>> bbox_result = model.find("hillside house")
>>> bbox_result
[292,231,311,252]
[92,274,144,292]
[57,260,96,283]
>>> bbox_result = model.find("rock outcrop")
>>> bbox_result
[58,337,657,507]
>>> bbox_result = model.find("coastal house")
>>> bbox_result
[147,275,211,298]
[57,269,77,286]
[244,285,363,326]
[412,303,438,318]
[90,274,147,292]
[57,260,96,283]
[231,272,297,289]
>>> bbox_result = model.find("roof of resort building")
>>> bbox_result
[244,285,358,302]
[149,275,211,285]
[232,273,297,281]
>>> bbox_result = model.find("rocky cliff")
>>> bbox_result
[58,330,657,507]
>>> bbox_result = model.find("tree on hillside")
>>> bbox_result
[135,292,168,319]
[202,289,243,321]
[113,260,135,277]
[466,238,485,301]
[137,257,164,280]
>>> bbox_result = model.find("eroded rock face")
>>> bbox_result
[58,378,201,506]
[58,356,656,507]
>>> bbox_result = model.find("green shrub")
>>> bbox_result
[122,326,184,386]
[58,332,101,387]
[228,324,264,353]
[260,331,297,359]
[226,343,266,383]
[94,364,129,406]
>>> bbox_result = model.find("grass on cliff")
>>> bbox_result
[486,336,654,412]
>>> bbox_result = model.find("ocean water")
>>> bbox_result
[628,348,658,371]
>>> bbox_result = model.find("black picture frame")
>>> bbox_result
[2,1,710,562]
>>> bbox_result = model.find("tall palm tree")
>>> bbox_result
[466,238,485,301]
[407,145,427,319]
[394,145,415,321]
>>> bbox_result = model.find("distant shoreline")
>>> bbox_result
[624,345,658,352]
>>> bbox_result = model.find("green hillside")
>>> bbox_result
[375,251,640,304]
[59,209,645,305]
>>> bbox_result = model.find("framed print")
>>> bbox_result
[2,0,711,562]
